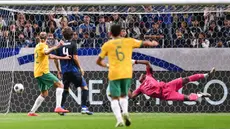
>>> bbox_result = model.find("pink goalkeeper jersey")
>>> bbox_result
[133,66,165,98]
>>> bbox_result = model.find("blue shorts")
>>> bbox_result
[63,72,87,90]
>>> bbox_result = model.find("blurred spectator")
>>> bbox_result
[173,29,191,48]
[46,20,57,33]
[127,22,141,39]
[16,13,25,32]
[204,7,225,31]
[191,32,210,48]
[145,22,164,41]
[54,17,69,40]
[47,14,61,29]
[220,19,230,47]
[174,12,193,27]
[139,22,148,39]
[68,7,83,26]
[189,16,203,39]
[141,6,154,27]
[0,15,7,29]
[215,41,224,48]
[16,33,28,48]
[79,15,95,38]
[144,22,164,47]
[72,32,82,46]
[126,6,141,27]
[33,23,41,37]
[23,20,33,39]
[71,31,83,48]
[88,7,98,23]
[120,28,127,37]
[46,32,58,47]
[0,29,9,48]
[204,7,216,31]
[96,15,110,38]
[110,13,126,29]
[205,21,220,46]
[179,22,189,35]
[157,6,173,41]
[68,7,82,32]
[35,35,40,44]
[80,33,95,48]
[50,7,67,28]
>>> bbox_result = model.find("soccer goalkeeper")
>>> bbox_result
[129,60,215,102]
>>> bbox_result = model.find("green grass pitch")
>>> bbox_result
[0,113,230,129]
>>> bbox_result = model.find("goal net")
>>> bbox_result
[0,1,230,113]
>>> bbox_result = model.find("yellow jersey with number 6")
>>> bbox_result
[34,43,50,78]
[99,38,142,80]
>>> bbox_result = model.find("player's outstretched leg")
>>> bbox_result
[184,92,211,103]
[54,82,69,113]
[182,67,216,85]
[28,92,46,116]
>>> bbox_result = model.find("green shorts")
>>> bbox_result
[36,73,59,92]
[109,78,131,97]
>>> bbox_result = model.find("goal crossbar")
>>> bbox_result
[0,0,229,5]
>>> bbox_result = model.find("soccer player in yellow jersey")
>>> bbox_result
[28,32,71,116]
[96,24,159,127]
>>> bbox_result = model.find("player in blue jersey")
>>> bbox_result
[55,27,93,115]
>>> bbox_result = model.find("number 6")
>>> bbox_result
[116,46,125,61]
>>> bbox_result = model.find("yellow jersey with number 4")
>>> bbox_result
[34,42,50,78]
[99,38,142,80]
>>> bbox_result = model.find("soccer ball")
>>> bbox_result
[14,83,24,93]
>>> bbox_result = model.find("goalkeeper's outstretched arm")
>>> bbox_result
[134,60,153,74]
[128,90,141,99]
[134,60,151,67]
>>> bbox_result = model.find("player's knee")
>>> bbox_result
[120,94,127,98]
[81,86,88,90]
[63,89,69,94]
[111,97,119,100]
[41,91,48,97]
[54,81,64,88]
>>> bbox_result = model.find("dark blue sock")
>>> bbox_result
[81,89,89,108]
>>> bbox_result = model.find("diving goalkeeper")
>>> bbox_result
[129,60,215,102]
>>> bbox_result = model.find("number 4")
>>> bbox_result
[62,47,69,56]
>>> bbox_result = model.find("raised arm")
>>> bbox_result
[49,54,71,60]
[44,41,63,55]
[132,38,159,48]
[142,40,159,47]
